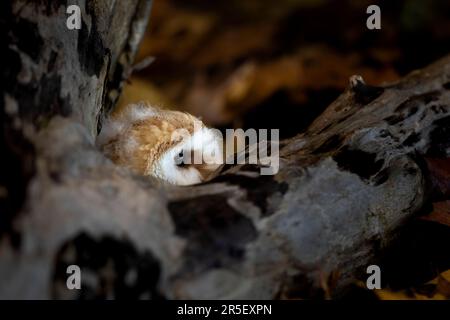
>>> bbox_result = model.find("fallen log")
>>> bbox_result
[1,0,450,299]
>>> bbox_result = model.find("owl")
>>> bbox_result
[97,103,224,185]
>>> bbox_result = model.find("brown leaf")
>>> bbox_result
[420,201,450,227]
[376,269,450,300]
[437,273,450,298]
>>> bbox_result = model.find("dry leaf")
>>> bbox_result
[420,201,450,227]
[376,269,450,300]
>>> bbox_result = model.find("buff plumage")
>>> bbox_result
[97,103,223,185]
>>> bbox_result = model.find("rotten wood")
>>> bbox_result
[1,0,450,299]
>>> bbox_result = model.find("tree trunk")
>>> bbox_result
[1,0,450,299]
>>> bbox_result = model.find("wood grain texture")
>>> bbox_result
[1,0,450,299]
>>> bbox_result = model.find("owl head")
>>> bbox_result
[97,103,223,185]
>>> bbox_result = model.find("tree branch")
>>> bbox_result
[1,0,449,299]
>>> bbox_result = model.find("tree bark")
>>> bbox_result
[1,0,450,299]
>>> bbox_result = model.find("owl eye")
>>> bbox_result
[175,150,185,167]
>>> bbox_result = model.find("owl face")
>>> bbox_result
[97,103,223,185]
[153,125,223,185]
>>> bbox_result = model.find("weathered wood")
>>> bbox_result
[1,0,450,299]
[0,0,153,298]
[1,0,152,135]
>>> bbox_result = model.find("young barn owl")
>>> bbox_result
[97,103,223,185]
